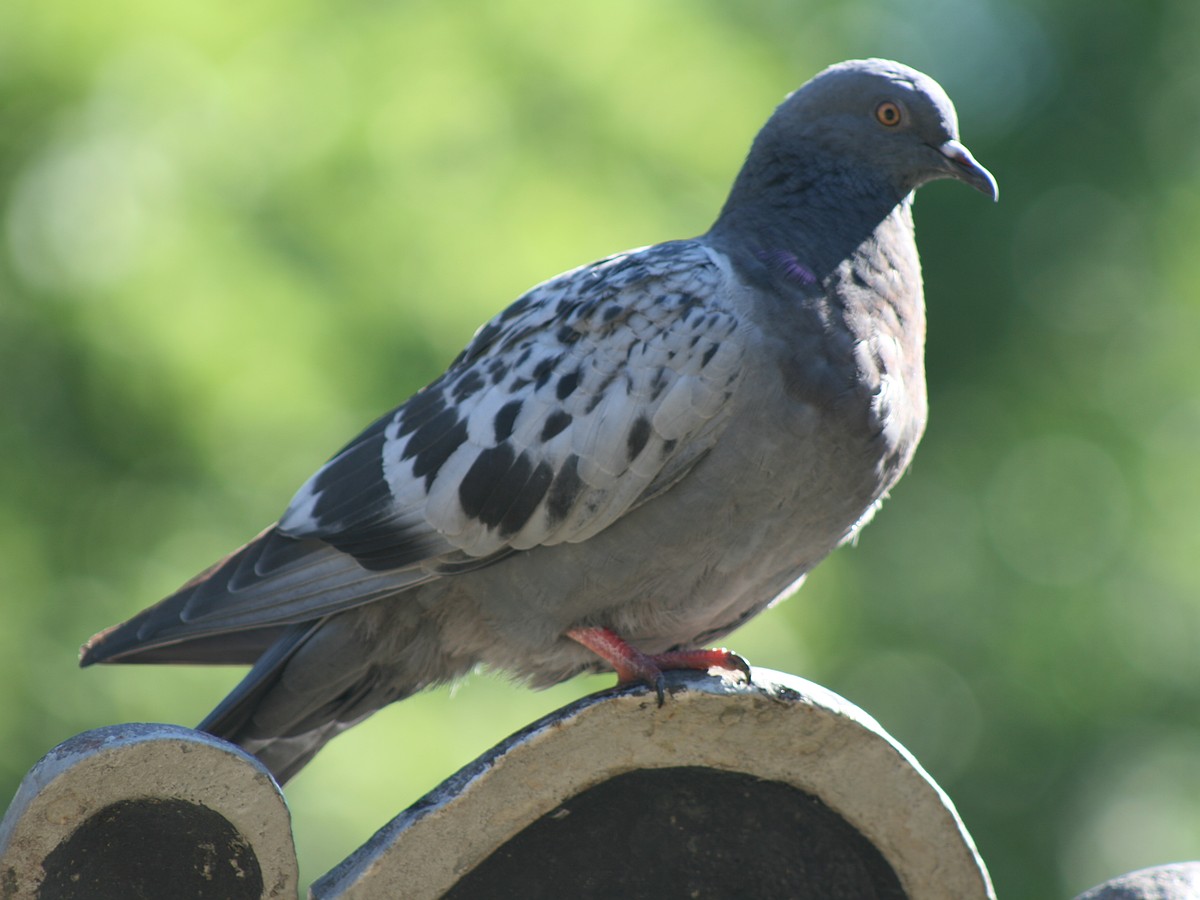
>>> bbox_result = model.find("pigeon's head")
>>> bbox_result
[774,58,998,202]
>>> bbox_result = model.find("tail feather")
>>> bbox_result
[242,731,345,785]
[83,627,289,666]
[196,622,323,739]
[79,526,418,667]
[197,615,418,784]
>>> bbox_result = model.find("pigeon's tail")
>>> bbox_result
[79,525,463,783]
[197,616,424,784]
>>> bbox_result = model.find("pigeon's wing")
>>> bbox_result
[82,241,748,661]
[282,239,747,561]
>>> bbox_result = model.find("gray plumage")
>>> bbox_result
[81,58,997,783]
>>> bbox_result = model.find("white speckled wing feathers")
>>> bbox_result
[277,238,747,575]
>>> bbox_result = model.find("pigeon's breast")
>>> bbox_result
[741,228,928,503]
[846,215,929,486]
[841,247,928,486]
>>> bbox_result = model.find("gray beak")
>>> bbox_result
[939,139,998,201]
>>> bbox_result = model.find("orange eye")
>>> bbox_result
[875,101,902,127]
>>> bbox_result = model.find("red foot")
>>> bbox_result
[566,626,751,705]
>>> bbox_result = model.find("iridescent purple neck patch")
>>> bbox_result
[756,250,817,286]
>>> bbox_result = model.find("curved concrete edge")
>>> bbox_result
[311,668,994,900]
[0,723,298,899]
[1074,861,1200,899]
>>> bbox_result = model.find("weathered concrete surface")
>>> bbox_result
[311,668,993,900]
[1075,862,1200,900]
[0,723,297,899]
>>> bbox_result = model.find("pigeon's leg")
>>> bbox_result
[566,626,751,706]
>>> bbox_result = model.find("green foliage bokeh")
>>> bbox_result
[3,1,1199,895]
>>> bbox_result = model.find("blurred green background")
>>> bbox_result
[2,0,1198,895]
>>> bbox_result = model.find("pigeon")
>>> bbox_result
[81,59,997,784]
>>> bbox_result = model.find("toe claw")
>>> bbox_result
[566,626,751,700]
[725,651,752,682]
